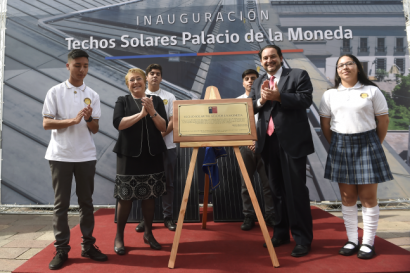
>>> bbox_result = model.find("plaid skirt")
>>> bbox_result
[324,129,393,184]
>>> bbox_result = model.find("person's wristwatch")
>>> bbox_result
[150,112,158,118]
[86,116,93,122]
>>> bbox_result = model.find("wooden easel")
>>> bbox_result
[168,86,280,269]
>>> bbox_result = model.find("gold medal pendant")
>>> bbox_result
[360,93,368,99]
[84,98,91,105]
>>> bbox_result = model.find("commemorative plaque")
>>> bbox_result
[169,87,278,270]
[173,98,257,143]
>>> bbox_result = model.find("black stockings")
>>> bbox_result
[115,199,156,248]
[115,200,132,248]
[141,199,155,238]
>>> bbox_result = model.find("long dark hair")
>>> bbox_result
[333,54,378,89]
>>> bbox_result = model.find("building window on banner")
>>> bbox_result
[376,38,386,53]
[360,62,369,76]
[359,38,369,53]
[341,38,351,54]
[169,51,180,62]
[395,58,405,75]
[395,38,405,53]
[376,58,386,71]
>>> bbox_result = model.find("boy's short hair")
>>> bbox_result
[242,69,259,79]
[68,49,89,61]
[145,64,162,76]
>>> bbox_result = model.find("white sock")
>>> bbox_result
[361,205,379,253]
[342,204,358,249]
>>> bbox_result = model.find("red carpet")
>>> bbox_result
[14,207,410,273]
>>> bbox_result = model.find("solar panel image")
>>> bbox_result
[2,0,410,223]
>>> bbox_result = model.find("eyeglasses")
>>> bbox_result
[337,61,356,70]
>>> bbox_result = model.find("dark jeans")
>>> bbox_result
[49,160,97,253]
[239,146,275,219]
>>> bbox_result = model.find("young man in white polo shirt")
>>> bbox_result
[42,49,107,270]
[237,69,275,231]
[136,64,177,232]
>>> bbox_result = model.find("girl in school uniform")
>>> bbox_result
[319,54,393,259]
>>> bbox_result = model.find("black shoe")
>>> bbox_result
[136,220,145,232]
[81,245,108,261]
[143,235,162,250]
[114,245,126,255]
[263,237,291,248]
[264,214,275,227]
[164,217,176,231]
[339,241,360,256]
[241,216,255,231]
[291,245,311,257]
[357,244,376,259]
[49,250,68,270]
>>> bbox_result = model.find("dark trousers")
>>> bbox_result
[239,146,275,219]
[261,134,313,246]
[162,148,176,219]
[49,160,97,252]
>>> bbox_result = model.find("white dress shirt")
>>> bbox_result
[237,93,259,123]
[145,88,176,149]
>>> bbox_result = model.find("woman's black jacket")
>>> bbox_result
[112,94,168,156]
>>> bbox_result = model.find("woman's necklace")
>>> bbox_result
[132,96,143,112]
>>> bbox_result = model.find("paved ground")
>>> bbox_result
[0,209,409,272]
[385,132,409,163]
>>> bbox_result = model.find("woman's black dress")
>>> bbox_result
[113,97,167,200]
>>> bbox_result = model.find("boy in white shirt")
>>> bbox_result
[136,64,177,232]
[42,49,107,270]
[237,69,275,231]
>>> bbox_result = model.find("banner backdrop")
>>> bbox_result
[2,0,409,205]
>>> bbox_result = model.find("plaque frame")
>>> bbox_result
[168,86,280,269]
[173,98,257,143]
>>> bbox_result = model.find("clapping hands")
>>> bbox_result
[71,105,92,125]
[83,105,93,121]
[260,79,280,104]
[141,96,155,116]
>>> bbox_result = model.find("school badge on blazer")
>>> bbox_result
[163,99,168,105]
[360,93,368,98]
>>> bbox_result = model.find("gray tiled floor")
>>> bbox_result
[0,214,78,272]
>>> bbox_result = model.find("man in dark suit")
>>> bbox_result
[249,45,314,257]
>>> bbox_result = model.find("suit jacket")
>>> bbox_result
[112,94,168,157]
[249,68,314,158]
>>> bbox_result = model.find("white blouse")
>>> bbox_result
[319,82,388,134]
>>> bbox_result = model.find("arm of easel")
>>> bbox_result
[202,174,210,229]
[168,147,199,269]
[234,146,280,268]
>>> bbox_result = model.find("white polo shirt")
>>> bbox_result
[42,80,101,162]
[319,82,388,134]
[237,93,259,123]
[145,88,176,149]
